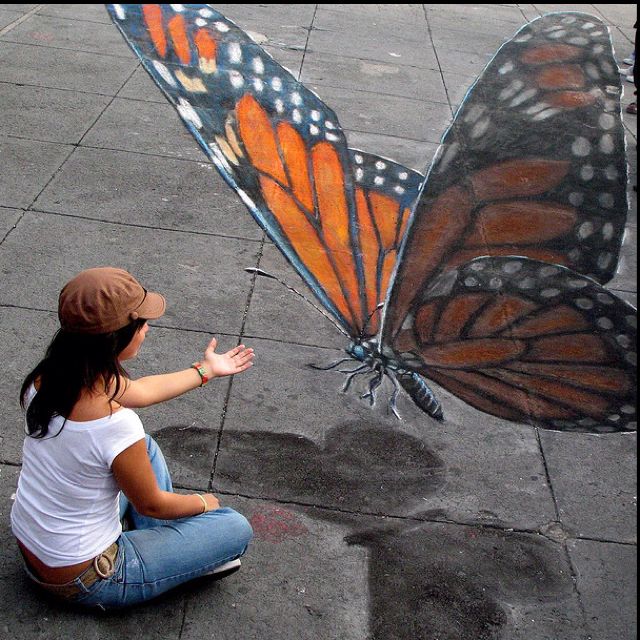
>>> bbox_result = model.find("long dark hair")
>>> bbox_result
[20,318,147,438]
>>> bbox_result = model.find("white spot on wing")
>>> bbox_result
[599,193,614,209]
[510,88,537,107]
[252,57,265,75]
[228,43,243,64]
[577,221,594,238]
[113,4,126,19]
[580,165,595,181]
[599,134,615,154]
[499,79,524,100]
[572,138,591,157]
[229,70,244,89]
[152,61,177,87]
[436,142,460,173]
[464,105,486,123]
[177,98,202,129]
[471,117,490,138]
[532,108,561,121]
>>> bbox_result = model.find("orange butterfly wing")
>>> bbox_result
[108,3,424,340]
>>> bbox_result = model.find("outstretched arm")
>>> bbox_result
[117,338,254,408]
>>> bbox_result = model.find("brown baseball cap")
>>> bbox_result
[58,267,166,334]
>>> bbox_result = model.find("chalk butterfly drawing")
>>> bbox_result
[107,5,637,433]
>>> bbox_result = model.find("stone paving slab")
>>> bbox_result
[208,4,313,50]
[304,84,452,144]
[0,137,72,209]
[0,307,69,463]
[0,40,137,95]
[0,12,133,58]
[243,243,346,350]
[81,98,213,162]
[307,28,437,71]
[181,497,370,640]
[215,337,558,530]
[33,147,263,240]
[318,4,428,25]
[0,207,22,240]
[567,539,637,640]
[425,4,531,25]
[436,47,494,77]
[37,4,113,24]
[311,10,435,55]
[0,8,23,30]
[301,52,449,103]
[430,27,509,56]
[539,431,637,543]
[343,130,440,173]
[0,84,111,144]
[0,212,260,336]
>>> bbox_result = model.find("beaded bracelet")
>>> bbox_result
[192,362,210,386]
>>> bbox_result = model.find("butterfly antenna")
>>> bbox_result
[245,268,350,338]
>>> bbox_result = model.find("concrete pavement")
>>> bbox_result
[0,4,636,639]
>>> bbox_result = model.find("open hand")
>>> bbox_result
[202,337,254,378]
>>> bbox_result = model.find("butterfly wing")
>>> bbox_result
[382,12,629,345]
[348,150,423,335]
[393,256,636,433]
[106,4,421,340]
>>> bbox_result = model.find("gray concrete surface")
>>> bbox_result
[0,4,636,639]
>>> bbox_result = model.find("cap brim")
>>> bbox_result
[137,291,166,321]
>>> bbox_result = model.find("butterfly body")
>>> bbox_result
[107,5,637,433]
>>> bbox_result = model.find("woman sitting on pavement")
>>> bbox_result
[11,267,255,609]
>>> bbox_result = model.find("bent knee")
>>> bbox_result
[230,510,254,545]
[212,508,253,547]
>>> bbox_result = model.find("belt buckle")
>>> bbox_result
[93,550,115,579]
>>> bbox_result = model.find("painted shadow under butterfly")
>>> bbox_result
[155,423,580,640]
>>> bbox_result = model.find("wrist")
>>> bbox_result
[191,362,210,386]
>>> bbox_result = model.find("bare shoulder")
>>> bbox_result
[67,387,124,422]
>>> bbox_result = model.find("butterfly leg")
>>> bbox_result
[342,365,372,393]
[361,368,384,406]
[308,357,353,371]
[385,370,403,420]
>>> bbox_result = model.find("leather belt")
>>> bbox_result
[31,542,118,599]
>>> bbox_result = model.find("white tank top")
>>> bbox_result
[11,385,145,567]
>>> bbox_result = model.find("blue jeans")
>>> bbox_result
[26,435,253,610]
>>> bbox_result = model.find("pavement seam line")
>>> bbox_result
[0,37,136,60]
[24,208,265,244]
[172,483,638,546]
[207,237,267,491]
[421,5,454,117]
[0,4,44,36]
[0,304,347,354]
